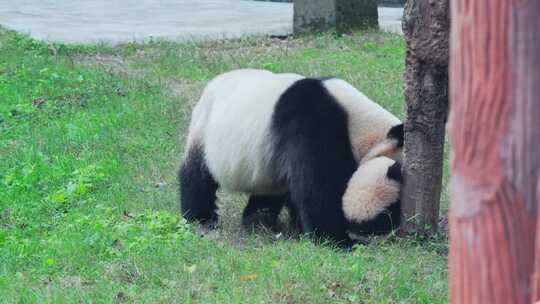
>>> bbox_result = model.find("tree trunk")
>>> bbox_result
[448,1,540,303]
[400,0,449,235]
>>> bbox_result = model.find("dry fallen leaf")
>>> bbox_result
[240,274,257,282]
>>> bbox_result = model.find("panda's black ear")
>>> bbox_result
[386,161,402,182]
[387,123,404,147]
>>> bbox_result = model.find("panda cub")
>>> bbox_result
[342,156,402,241]
[179,69,403,247]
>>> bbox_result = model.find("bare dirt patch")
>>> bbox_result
[75,53,200,99]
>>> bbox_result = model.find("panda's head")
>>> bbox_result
[362,123,404,164]
[342,156,402,240]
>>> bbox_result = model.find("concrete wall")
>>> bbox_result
[293,0,336,33]
[294,0,378,33]
[335,0,378,31]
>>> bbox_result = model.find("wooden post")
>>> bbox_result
[533,178,540,301]
[448,1,540,303]
[401,0,449,234]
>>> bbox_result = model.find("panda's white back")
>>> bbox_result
[186,69,401,196]
[190,69,304,194]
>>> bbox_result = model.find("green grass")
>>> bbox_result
[0,30,448,303]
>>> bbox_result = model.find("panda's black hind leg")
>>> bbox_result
[179,144,219,227]
[242,195,286,230]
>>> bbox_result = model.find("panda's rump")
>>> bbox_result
[204,125,285,194]
[202,70,302,194]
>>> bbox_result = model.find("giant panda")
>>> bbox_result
[179,69,403,247]
[342,156,402,242]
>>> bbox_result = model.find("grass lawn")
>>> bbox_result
[0,29,448,303]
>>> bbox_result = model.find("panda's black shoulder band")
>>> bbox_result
[386,161,403,182]
[387,123,404,147]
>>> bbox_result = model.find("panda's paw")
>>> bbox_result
[241,211,278,231]
[335,238,358,252]
[195,214,218,230]
[202,220,218,230]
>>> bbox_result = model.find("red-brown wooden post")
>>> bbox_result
[448,1,540,303]
[534,178,540,301]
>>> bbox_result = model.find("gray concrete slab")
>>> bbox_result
[378,6,403,34]
[0,0,403,45]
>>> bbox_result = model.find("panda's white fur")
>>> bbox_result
[186,69,400,194]
[343,156,400,223]
[187,69,303,194]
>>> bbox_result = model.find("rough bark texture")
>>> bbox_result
[293,0,378,34]
[449,1,540,303]
[401,0,449,234]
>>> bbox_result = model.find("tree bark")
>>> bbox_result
[401,0,449,235]
[448,1,540,303]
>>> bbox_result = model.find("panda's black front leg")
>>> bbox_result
[270,78,361,248]
[290,191,352,247]
[242,195,286,230]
